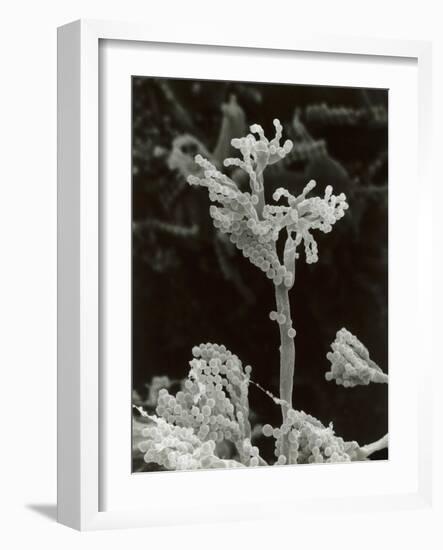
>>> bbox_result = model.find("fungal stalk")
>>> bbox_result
[187,120,348,448]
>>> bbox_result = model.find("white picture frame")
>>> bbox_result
[57,19,433,531]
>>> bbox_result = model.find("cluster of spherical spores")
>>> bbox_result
[138,415,244,470]
[262,409,361,465]
[137,343,267,468]
[325,328,389,387]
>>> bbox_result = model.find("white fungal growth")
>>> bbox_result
[326,328,388,387]
[135,343,269,467]
[135,114,387,473]
[187,121,348,279]
[271,408,361,465]
[138,415,245,470]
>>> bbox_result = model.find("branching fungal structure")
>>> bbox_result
[135,120,388,470]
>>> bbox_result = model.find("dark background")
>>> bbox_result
[132,76,388,465]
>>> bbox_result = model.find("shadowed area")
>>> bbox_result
[26,504,57,522]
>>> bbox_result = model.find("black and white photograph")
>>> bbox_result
[3,0,440,543]
[131,76,389,473]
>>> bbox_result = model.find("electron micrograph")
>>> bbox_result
[131,77,388,472]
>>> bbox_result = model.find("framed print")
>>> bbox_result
[57,19,433,530]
